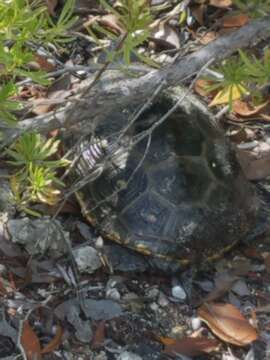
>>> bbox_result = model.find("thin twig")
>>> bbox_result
[2,16,269,146]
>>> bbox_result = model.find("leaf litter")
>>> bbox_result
[1,0,270,359]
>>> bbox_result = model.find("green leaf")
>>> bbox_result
[88,0,153,67]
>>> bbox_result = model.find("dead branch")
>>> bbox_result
[1,16,270,146]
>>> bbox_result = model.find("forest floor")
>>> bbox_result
[1,1,270,359]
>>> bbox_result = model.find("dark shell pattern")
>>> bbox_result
[75,90,258,266]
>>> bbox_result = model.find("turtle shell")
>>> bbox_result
[74,88,259,266]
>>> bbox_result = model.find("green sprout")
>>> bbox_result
[7,132,69,209]
[88,0,155,66]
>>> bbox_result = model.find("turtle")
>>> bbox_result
[71,87,259,272]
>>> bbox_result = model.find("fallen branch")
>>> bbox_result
[1,16,270,146]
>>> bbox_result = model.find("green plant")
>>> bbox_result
[6,132,67,168]
[239,49,270,86]
[88,0,155,66]
[0,0,76,45]
[233,0,270,18]
[37,0,77,45]
[203,57,249,108]
[24,164,62,205]
[0,0,76,123]
[7,132,69,209]
[0,82,22,123]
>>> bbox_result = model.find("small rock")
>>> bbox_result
[117,351,142,360]
[106,288,121,301]
[0,264,7,275]
[191,317,201,331]
[122,292,144,312]
[172,284,186,300]
[95,351,108,360]
[196,279,214,292]
[171,325,185,337]
[76,221,95,242]
[149,302,159,312]
[251,264,265,272]
[83,299,123,320]
[67,305,92,343]
[105,276,124,300]
[106,276,124,289]
[231,279,250,297]
[7,217,70,256]
[73,246,102,274]
[96,236,104,249]
[146,287,159,299]
[54,299,92,343]
[0,178,15,216]
[157,291,169,307]
[122,292,140,302]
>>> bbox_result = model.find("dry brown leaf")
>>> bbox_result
[21,320,42,360]
[194,79,212,97]
[32,90,70,115]
[243,247,263,260]
[46,0,58,16]
[48,74,71,94]
[198,303,258,346]
[164,336,220,357]
[199,31,218,45]
[209,84,248,107]
[32,98,54,115]
[229,128,254,144]
[202,272,239,303]
[41,325,63,354]
[233,99,269,117]
[237,148,270,180]
[35,54,55,72]
[209,0,232,8]
[158,336,177,346]
[150,22,180,49]
[191,4,206,25]
[92,320,106,349]
[222,14,249,28]
[98,14,124,35]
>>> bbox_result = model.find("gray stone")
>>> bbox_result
[157,291,169,307]
[172,284,186,300]
[73,246,102,274]
[106,288,121,301]
[191,317,201,331]
[0,179,15,215]
[54,298,92,343]
[83,299,123,320]
[146,287,159,299]
[67,305,93,343]
[117,351,142,360]
[7,217,70,256]
[149,302,159,312]
[231,279,250,297]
